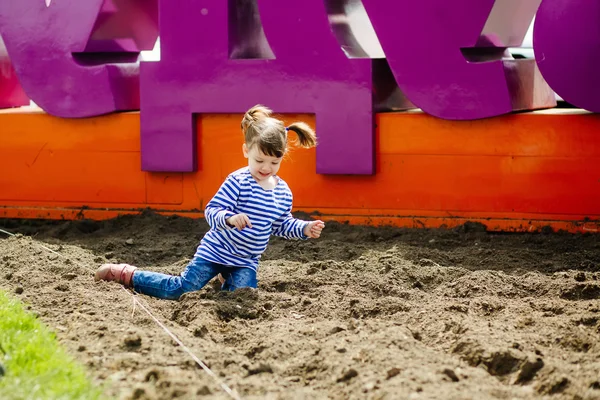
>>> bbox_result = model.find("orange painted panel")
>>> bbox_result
[146,173,183,205]
[0,149,145,203]
[0,206,598,234]
[1,108,600,233]
[378,110,600,157]
[284,155,600,215]
[0,108,139,151]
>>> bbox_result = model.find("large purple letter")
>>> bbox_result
[362,0,555,120]
[0,35,28,109]
[0,0,158,117]
[141,0,373,174]
[534,0,600,111]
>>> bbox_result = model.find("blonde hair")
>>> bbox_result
[241,105,317,158]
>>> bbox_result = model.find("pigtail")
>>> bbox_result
[287,122,317,148]
[241,104,272,132]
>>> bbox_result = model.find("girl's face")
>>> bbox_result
[243,144,283,182]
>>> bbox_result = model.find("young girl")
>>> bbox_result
[94,105,325,300]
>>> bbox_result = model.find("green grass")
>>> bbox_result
[0,290,105,400]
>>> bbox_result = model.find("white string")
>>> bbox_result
[0,228,241,400]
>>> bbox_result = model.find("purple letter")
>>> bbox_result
[534,0,600,111]
[0,0,158,117]
[141,0,374,174]
[362,0,555,120]
[0,35,28,108]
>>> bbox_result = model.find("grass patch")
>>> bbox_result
[0,290,104,400]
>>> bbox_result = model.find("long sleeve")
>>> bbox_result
[272,203,309,239]
[204,176,241,230]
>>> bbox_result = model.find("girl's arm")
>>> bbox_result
[204,176,241,230]
[272,203,310,239]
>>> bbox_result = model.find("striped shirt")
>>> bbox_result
[195,167,309,271]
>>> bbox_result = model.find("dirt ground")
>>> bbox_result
[1,212,600,400]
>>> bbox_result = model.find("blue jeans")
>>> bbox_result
[132,257,257,300]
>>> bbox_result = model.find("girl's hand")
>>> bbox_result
[304,220,325,238]
[226,213,253,230]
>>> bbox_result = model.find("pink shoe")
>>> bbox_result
[94,263,137,287]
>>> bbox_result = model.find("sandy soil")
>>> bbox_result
[1,213,600,400]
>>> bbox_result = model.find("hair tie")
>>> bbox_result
[285,127,289,132]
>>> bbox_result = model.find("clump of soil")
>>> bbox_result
[1,213,600,399]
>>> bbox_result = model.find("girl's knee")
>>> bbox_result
[163,289,185,300]
[222,268,257,291]
[222,282,256,292]
[179,275,208,294]
[161,280,200,300]
[159,284,198,300]
[133,283,185,300]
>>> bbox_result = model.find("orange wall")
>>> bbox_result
[1,107,599,232]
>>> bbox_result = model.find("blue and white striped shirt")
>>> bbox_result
[195,167,309,271]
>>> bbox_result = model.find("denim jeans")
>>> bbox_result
[132,256,257,300]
